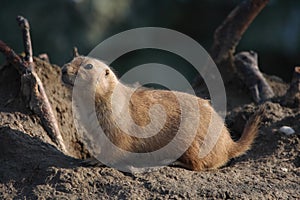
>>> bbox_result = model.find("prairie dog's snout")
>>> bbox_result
[61,57,99,86]
[61,58,82,86]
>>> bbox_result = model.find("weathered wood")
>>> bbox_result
[26,71,67,152]
[0,16,67,154]
[193,0,269,89]
[16,16,33,63]
[234,51,274,103]
[211,0,269,64]
[0,40,27,74]
[284,66,300,107]
[73,46,80,58]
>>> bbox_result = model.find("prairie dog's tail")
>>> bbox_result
[229,106,265,158]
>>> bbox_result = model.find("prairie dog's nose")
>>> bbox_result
[61,66,67,74]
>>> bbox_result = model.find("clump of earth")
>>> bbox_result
[0,58,299,199]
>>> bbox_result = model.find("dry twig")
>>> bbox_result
[193,0,271,100]
[73,46,80,58]
[0,16,67,154]
[234,51,274,103]
[16,16,33,63]
[211,0,269,64]
[284,66,300,107]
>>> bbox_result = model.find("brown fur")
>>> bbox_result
[62,56,262,171]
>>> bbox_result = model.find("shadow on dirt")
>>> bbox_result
[0,126,81,197]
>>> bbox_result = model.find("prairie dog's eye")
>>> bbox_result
[105,69,110,76]
[84,64,93,70]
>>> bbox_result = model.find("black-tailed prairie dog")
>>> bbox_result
[62,56,262,171]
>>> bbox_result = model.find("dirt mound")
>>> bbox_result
[0,58,299,199]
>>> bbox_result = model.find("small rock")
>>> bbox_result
[279,126,295,135]
[280,167,288,172]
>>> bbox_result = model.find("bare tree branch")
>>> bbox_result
[211,0,269,64]
[193,0,270,96]
[234,51,274,103]
[73,46,80,58]
[0,16,67,154]
[16,16,33,63]
[0,40,27,74]
[284,66,300,107]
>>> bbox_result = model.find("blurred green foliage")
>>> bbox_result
[0,0,299,81]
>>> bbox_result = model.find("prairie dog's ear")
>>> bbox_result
[97,67,117,97]
[105,69,110,77]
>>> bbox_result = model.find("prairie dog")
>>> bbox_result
[61,56,262,171]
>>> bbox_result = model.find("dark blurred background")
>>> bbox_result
[0,0,299,82]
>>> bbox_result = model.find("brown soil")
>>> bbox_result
[0,58,299,199]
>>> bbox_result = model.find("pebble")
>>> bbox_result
[280,167,288,172]
[279,126,295,135]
